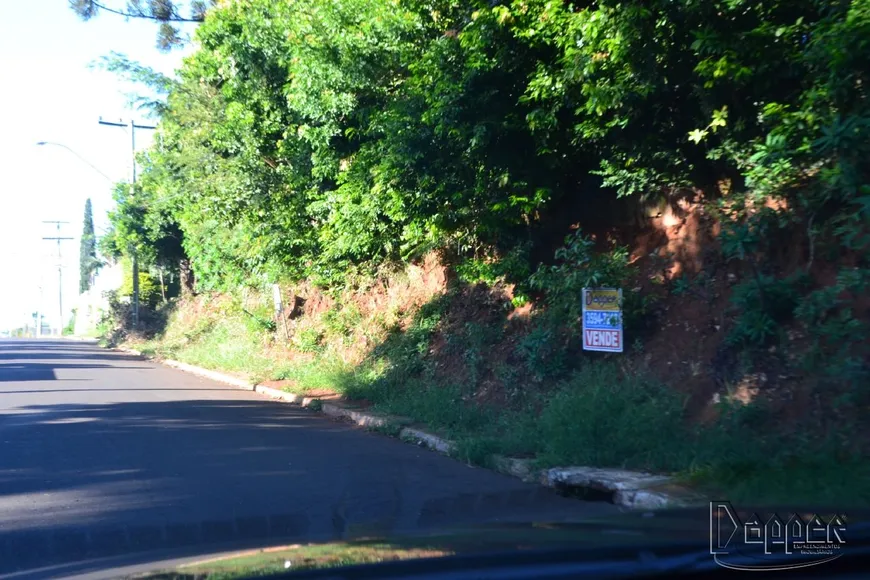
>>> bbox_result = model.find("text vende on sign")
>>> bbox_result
[582,288,623,353]
[584,329,621,350]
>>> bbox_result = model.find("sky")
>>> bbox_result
[0,0,193,331]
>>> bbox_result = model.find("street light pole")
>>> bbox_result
[97,118,156,329]
[35,142,114,182]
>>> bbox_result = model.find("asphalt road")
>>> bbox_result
[0,339,618,578]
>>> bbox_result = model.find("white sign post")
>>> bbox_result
[582,288,624,353]
[272,283,290,340]
[271,284,284,317]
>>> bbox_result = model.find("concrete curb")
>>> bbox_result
[541,466,704,509]
[116,347,143,357]
[255,385,317,407]
[162,359,255,391]
[399,427,453,454]
[491,456,537,482]
[321,402,394,429]
[115,348,704,510]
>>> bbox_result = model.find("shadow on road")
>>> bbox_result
[0,339,143,362]
[0,388,233,394]
[0,340,618,576]
[0,340,150,382]
[0,396,615,576]
[0,363,152,382]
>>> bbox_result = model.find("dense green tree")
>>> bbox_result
[79,198,98,294]
[99,0,867,296]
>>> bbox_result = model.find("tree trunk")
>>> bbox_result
[179,258,195,296]
[159,267,167,303]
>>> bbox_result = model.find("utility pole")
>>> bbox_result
[98,117,156,329]
[36,284,44,338]
[43,221,73,336]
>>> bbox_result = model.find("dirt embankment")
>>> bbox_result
[137,189,866,456]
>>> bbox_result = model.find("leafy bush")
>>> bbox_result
[119,267,161,308]
[102,0,868,319]
[794,268,870,395]
[238,300,277,334]
[292,327,325,353]
[537,363,692,471]
[531,230,635,319]
[726,273,810,347]
[516,324,567,383]
[455,243,533,289]
[63,309,77,336]
[321,305,364,339]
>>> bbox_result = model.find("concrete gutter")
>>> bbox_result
[116,348,705,510]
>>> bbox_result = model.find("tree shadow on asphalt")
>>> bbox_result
[0,340,144,363]
[0,341,152,381]
[0,340,100,351]
[0,363,153,382]
[0,398,614,577]
[0,353,148,361]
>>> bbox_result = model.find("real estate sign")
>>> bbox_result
[582,288,623,353]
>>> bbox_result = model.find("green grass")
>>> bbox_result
[534,364,692,470]
[146,314,278,381]
[685,459,870,508]
[333,358,697,472]
[271,358,352,393]
[138,541,451,579]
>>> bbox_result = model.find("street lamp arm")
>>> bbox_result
[36,141,115,183]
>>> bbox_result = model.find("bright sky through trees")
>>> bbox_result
[0,0,189,330]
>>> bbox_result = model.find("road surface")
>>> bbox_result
[0,339,617,577]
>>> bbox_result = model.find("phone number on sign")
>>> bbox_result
[584,311,621,328]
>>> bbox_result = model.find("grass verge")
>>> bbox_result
[130,306,280,383]
[124,289,868,509]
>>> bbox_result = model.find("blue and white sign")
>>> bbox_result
[582,288,623,353]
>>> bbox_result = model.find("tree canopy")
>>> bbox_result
[79,198,98,294]
[98,0,868,294]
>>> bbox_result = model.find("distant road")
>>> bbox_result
[0,339,617,578]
